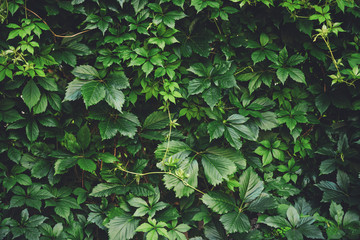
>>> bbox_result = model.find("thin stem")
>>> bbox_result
[117,165,205,195]
[24,7,92,38]
[161,103,172,164]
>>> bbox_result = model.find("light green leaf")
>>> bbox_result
[22,80,41,109]
[64,80,87,101]
[142,61,154,77]
[81,81,106,107]
[287,206,300,227]
[201,154,236,186]
[105,87,125,112]
[239,167,264,202]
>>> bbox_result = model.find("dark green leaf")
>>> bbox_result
[22,80,41,109]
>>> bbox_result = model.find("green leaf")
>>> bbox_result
[207,121,225,141]
[315,181,346,202]
[238,168,264,202]
[142,61,154,77]
[77,158,97,172]
[26,120,39,142]
[220,212,250,233]
[205,147,246,170]
[22,80,41,109]
[285,229,304,240]
[315,94,331,114]
[188,79,211,95]
[108,215,140,240]
[99,118,118,140]
[37,78,58,91]
[81,81,106,107]
[224,126,242,150]
[251,50,266,64]
[72,65,99,80]
[202,86,221,109]
[264,216,291,228]
[246,193,277,213]
[77,124,90,150]
[298,224,324,239]
[54,158,77,175]
[105,87,125,112]
[330,201,344,224]
[288,68,306,84]
[143,111,169,130]
[287,206,300,227]
[90,183,128,197]
[64,80,87,101]
[33,94,48,114]
[276,68,289,84]
[201,154,236,186]
[202,192,237,214]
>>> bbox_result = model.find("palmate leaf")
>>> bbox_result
[201,154,236,186]
[239,167,264,202]
[64,79,87,101]
[202,191,237,214]
[108,215,140,240]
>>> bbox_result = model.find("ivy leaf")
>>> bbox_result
[81,81,106,107]
[220,212,251,233]
[22,80,41,109]
[201,154,236,186]
[188,79,211,95]
[99,118,118,140]
[202,191,237,214]
[239,167,264,202]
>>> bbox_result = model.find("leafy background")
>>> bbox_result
[1,0,360,239]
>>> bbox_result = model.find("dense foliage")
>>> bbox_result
[1,0,360,239]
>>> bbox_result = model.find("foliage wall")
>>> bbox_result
[1,0,360,239]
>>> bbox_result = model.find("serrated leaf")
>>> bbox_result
[239,168,264,202]
[276,68,289,84]
[288,68,306,84]
[77,158,97,172]
[105,87,125,112]
[207,121,225,141]
[264,216,291,228]
[26,120,39,142]
[108,215,140,240]
[202,86,221,109]
[64,80,87,101]
[287,206,300,227]
[201,154,236,186]
[72,65,99,80]
[246,193,277,212]
[22,80,41,109]
[220,212,250,234]
[143,111,169,130]
[99,118,118,140]
[202,192,236,214]
[90,183,128,197]
[81,81,106,107]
